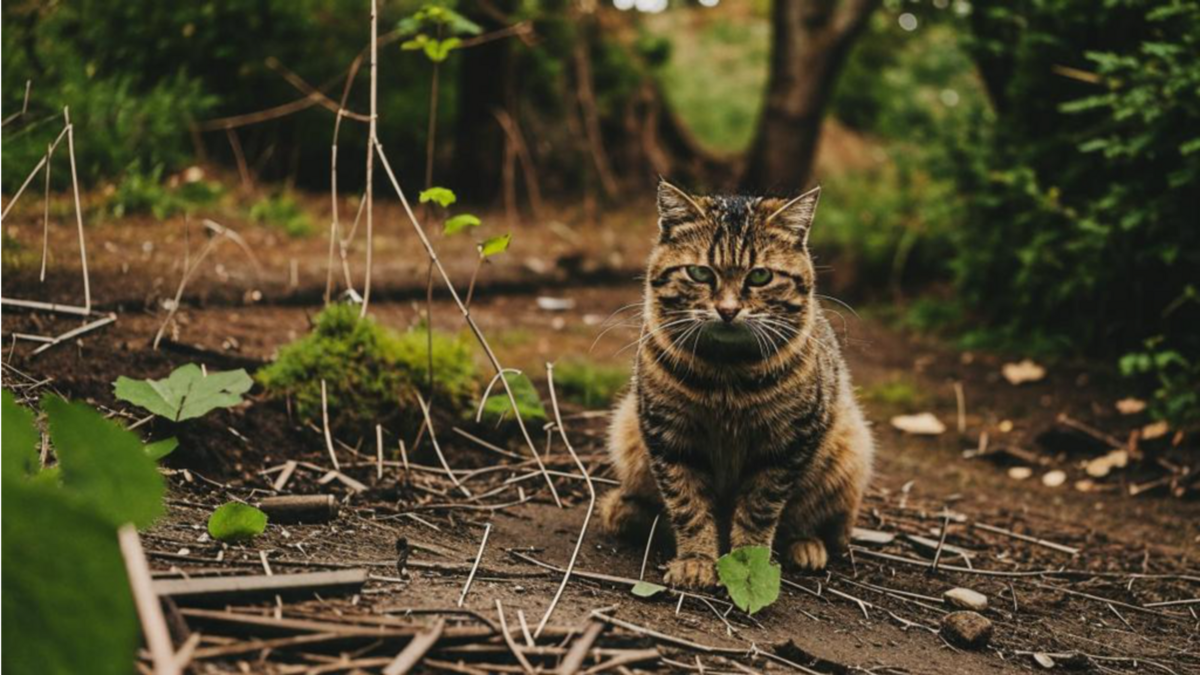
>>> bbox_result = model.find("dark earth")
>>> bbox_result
[3,199,1198,674]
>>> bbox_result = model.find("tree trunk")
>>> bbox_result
[741,0,878,193]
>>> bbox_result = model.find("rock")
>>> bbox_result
[940,611,993,650]
[1032,653,1056,669]
[943,587,989,611]
[1002,359,1046,385]
[1008,466,1033,480]
[890,412,946,436]
[1041,470,1067,487]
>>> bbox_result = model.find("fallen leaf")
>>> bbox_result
[1115,398,1146,415]
[890,413,946,436]
[1002,359,1046,385]
[1008,466,1033,480]
[1041,470,1066,487]
[1141,420,1169,440]
[1032,652,1056,669]
[631,581,666,598]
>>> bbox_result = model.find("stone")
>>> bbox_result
[940,611,993,650]
[943,587,989,611]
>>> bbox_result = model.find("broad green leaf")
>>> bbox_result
[2,389,40,479]
[144,437,179,461]
[43,395,165,528]
[401,35,429,51]
[631,580,667,598]
[480,372,546,424]
[208,502,268,543]
[425,37,461,62]
[2,481,139,675]
[114,364,252,421]
[717,546,781,615]
[444,213,481,235]
[419,186,457,208]
[479,233,512,258]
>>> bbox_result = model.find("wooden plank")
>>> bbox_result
[154,569,366,605]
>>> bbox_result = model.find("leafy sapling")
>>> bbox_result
[716,546,782,615]
[466,233,510,308]
[114,363,253,422]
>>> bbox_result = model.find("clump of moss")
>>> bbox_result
[257,304,478,434]
[553,359,629,409]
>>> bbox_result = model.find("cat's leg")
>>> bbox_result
[729,465,798,551]
[651,454,720,589]
[599,392,662,538]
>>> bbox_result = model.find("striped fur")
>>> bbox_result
[600,180,875,589]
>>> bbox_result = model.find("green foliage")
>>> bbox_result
[144,437,180,461]
[44,395,165,529]
[257,303,478,433]
[419,186,458,207]
[398,2,481,63]
[249,192,314,237]
[716,546,780,615]
[3,389,40,478]
[480,372,547,425]
[108,164,223,219]
[479,233,511,258]
[631,580,667,598]
[553,359,628,409]
[861,377,924,408]
[114,364,253,422]
[2,481,139,675]
[444,213,481,235]
[1120,336,1200,429]
[208,502,268,543]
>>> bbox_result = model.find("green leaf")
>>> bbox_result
[479,233,512,258]
[418,186,457,208]
[717,546,781,615]
[43,395,165,528]
[480,372,546,424]
[208,502,268,543]
[114,364,252,421]
[444,213,481,235]
[2,481,139,675]
[401,34,429,51]
[631,580,667,598]
[144,437,179,461]
[2,389,40,479]
[425,37,461,62]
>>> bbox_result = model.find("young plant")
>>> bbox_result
[716,546,781,615]
[208,502,268,543]
[466,233,511,307]
[114,363,253,422]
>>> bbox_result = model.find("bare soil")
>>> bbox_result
[2,210,1198,674]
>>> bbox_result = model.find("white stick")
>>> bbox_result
[360,0,377,318]
[63,108,91,313]
[375,424,384,481]
[31,314,116,356]
[457,522,492,607]
[415,391,470,498]
[118,525,181,675]
[320,380,341,470]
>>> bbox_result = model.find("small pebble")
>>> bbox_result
[944,587,988,611]
[940,611,993,650]
[1008,466,1033,480]
[1041,470,1067,487]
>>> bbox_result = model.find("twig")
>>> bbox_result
[639,515,660,582]
[535,362,597,637]
[0,122,70,223]
[1,80,30,127]
[458,523,493,607]
[30,314,116,356]
[376,424,385,481]
[320,380,341,471]
[953,381,966,434]
[474,368,525,423]
[930,514,951,574]
[382,618,445,675]
[63,108,91,312]
[416,391,471,498]
[118,526,180,675]
[40,140,51,281]
[559,620,605,675]
[373,138,562,508]
[495,600,536,675]
[360,0,378,317]
[1031,582,1189,621]
[973,522,1080,556]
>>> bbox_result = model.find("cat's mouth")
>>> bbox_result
[694,321,767,360]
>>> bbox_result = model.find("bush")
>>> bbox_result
[553,359,628,409]
[257,303,479,435]
[249,192,314,237]
[107,165,224,219]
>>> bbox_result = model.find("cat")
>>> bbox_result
[599,180,874,589]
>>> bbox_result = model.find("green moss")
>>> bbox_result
[249,192,313,237]
[553,359,629,409]
[861,377,925,408]
[257,304,477,434]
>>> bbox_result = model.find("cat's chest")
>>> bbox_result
[692,408,766,496]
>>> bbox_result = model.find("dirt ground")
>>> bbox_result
[3,208,1198,674]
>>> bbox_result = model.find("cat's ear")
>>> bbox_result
[657,179,705,241]
[765,185,820,247]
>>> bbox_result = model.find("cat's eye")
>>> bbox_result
[746,268,773,286]
[686,265,715,283]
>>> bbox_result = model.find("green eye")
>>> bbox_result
[746,268,773,286]
[686,265,715,283]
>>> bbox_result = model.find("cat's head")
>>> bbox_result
[642,179,821,363]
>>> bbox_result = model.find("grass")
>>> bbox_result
[553,358,629,409]
[860,376,927,409]
[249,192,314,237]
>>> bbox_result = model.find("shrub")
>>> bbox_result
[107,164,224,219]
[553,359,628,409]
[257,303,479,435]
[249,192,314,237]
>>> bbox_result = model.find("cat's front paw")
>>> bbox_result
[785,538,828,572]
[664,556,717,589]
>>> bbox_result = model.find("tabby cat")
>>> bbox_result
[599,180,874,589]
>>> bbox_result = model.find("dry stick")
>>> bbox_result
[265,56,371,122]
[374,139,562,508]
[225,128,252,191]
[416,391,471,498]
[152,235,221,349]
[639,515,660,582]
[118,526,181,675]
[320,380,341,471]
[31,313,116,356]
[40,140,51,281]
[171,632,202,672]
[493,108,545,220]
[324,53,365,304]
[383,618,445,675]
[464,252,485,309]
[559,620,605,675]
[953,381,966,434]
[474,368,525,422]
[0,124,71,222]
[535,362,598,638]
[973,522,1080,556]
[63,108,91,312]
[376,424,385,481]
[930,513,951,574]
[0,297,91,316]
[1031,582,1188,621]
[1,80,31,127]
[458,523,493,607]
[495,600,536,675]
[360,0,378,318]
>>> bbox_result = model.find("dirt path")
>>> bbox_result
[3,217,1198,673]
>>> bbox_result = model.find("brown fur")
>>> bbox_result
[600,181,874,589]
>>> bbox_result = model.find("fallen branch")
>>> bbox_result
[382,618,445,675]
[458,523,493,607]
[118,525,180,675]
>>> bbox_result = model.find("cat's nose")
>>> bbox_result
[716,301,741,323]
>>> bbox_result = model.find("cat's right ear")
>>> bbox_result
[657,179,705,241]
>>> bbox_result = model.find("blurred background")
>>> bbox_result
[3,0,1198,429]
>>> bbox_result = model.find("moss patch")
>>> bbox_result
[553,358,629,409]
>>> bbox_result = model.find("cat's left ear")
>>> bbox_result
[765,185,820,247]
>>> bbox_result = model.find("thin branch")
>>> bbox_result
[458,523,492,607]
[495,600,536,675]
[320,380,341,471]
[360,0,378,318]
[118,526,181,675]
[64,108,91,312]
[416,391,471,498]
